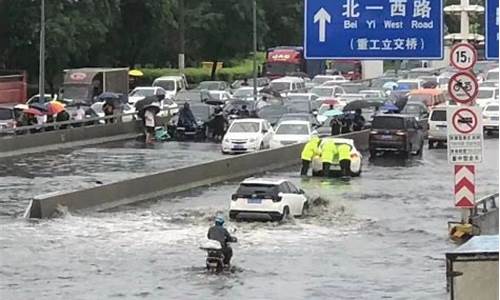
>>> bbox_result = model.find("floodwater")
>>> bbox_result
[0,140,222,216]
[0,138,498,300]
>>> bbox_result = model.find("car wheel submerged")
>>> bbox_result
[351,166,362,177]
[301,202,309,216]
[280,206,290,222]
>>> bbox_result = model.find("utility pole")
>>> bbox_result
[178,0,185,74]
[252,0,257,102]
[39,0,45,103]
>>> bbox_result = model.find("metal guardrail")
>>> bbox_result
[470,193,499,218]
[0,106,173,137]
[0,112,138,137]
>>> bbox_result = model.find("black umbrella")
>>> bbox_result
[29,102,48,112]
[135,96,160,112]
[136,96,161,119]
[143,104,161,115]
[98,92,120,101]
[343,100,384,112]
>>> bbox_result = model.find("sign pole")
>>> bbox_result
[447,42,483,221]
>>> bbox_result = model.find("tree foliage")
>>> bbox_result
[0,0,488,88]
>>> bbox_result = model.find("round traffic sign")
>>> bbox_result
[450,43,477,71]
[448,72,479,104]
[452,107,478,134]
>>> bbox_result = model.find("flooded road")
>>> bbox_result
[0,138,498,299]
[0,140,222,216]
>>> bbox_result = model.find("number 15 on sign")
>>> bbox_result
[451,43,477,71]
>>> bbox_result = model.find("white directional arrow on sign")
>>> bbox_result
[314,8,331,43]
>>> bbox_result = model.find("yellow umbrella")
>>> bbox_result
[129,69,144,77]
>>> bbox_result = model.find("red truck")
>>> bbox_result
[264,46,325,79]
[328,60,383,81]
[0,70,28,105]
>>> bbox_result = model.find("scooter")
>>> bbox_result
[200,238,237,273]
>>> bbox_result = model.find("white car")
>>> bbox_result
[321,77,350,85]
[287,93,319,102]
[269,120,314,149]
[476,87,499,107]
[428,106,447,149]
[312,75,343,86]
[483,103,499,135]
[396,79,425,91]
[359,90,386,98]
[26,94,56,105]
[128,87,167,105]
[310,86,345,100]
[481,80,499,88]
[270,76,307,97]
[233,87,262,101]
[221,119,274,154]
[161,98,179,116]
[152,75,188,99]
[207,90,232,102]
[229,178,309,221]
[311,138,363,177]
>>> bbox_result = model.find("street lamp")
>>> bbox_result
[252,0,257,102]
[39,0,45,103]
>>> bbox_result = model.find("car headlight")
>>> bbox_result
[223,138,230,143]
[248,138,257,143]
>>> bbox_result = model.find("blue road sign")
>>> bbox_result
[485,0,499,60]
[304,0,444,60]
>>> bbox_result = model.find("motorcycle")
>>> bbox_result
[200,237,237,273]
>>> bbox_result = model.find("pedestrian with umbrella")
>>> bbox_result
[142,103,160,144]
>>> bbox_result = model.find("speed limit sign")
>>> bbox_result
[451,43,477,71]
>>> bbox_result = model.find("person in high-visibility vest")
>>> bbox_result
[300,135,321,176]
[337,143,352,177]
[321,139,338,177]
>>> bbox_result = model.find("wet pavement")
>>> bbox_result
[0,140,222,216]
[0,138,498,299]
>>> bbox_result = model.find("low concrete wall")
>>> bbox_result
[27,130,369,218]
[472,209,499,235]
[0,121,142,158]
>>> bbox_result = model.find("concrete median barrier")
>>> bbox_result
[26,130,369,218]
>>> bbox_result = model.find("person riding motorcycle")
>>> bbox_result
[208,108,227,142]
[178,102,197,131]
[207,216,237,266]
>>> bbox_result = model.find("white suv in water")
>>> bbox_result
[229,178,308,221]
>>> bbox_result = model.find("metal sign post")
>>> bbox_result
[447,42,483,212]
[304,0,444,59]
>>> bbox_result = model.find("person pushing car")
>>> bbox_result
[338,143,352,177]
[300,135,321,176]
[321,139,338,177]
